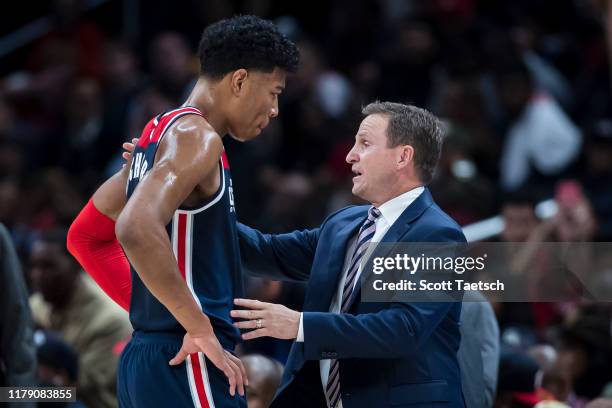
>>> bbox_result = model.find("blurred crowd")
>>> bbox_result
[1,0,612,407]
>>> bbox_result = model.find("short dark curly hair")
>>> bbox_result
[198,15,299,79]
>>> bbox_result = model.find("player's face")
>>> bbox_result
[228,68,286,141]
[346,114,399,204]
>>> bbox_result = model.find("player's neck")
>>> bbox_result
[183,77,229,136]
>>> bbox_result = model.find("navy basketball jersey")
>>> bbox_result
[125,106,242,348]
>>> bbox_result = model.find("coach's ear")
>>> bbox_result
[396,145,414,170]
[230,69,248,96]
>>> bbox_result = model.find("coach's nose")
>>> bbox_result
[346,144,359,163]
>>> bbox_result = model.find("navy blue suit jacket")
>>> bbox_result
[238,188,467,407]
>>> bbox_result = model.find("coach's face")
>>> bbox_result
[346,114,401,206]
[227,67,286,141]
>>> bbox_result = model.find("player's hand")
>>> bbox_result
[121,138,138,166]
[169,333,248,396]
[231,298,300,340]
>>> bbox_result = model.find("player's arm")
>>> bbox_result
[115,118,246,395]
[67,162,132,311]
[115,117,220,336]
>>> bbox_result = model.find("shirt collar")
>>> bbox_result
[376,186,425,227]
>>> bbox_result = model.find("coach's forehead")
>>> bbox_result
[358,114,388,137]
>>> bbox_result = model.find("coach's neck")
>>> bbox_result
[370,179,423,208]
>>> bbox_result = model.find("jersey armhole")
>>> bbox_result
[177,160,226,214]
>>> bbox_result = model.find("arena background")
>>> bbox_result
[1,0,611,407]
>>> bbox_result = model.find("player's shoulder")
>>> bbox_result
[171,111,219,139]
[163,111,222,153]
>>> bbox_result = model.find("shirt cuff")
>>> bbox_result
[297,312,304,342]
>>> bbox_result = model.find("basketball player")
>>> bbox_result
[67,15,299,407]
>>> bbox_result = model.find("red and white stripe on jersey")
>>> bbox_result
[138,106,205,149]
[172,211,216,408]
[221,151,230,169]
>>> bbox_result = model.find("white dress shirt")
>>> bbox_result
[296,186,424,407]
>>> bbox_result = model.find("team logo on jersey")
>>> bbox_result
[128,152,149,182]
[228,178,235,213]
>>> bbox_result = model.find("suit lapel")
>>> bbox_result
[346,189,435,308]
[310,213,366,311]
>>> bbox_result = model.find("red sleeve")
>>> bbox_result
[67,199,132,311]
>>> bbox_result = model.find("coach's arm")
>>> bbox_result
[234,225,465,357]
[237,223,319,282]
[237,207,353,282]
[301,301,455,359]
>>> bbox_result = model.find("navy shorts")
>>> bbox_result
[118,331,246,408]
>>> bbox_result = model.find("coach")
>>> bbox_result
[232,102,467,408]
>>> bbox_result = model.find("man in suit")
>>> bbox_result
[458,292,500,408]
[231,102,467,407]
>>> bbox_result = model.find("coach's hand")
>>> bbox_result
[231,298,300,340]
[169,333,247,397]
[121,138,138,166]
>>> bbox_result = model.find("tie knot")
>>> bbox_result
[368,207,381,221]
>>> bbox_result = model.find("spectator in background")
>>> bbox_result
[500,190,542,243]
[433,72,501,181]
[60,78,104,176]
[148,32,197,104]
[579,119,612,240]
[496,191,544,341]
[497,185,598,337]
[429,123,497,225]
[0,223,37,403]
[558,304,612,401]
[458,291,500,408]
[99,41,145,177]
[35,329,78,388]
[377,17,439,107]
[495,350,547,408]
[495,59,582,194]
[243,354,284,408]
[0,176,21,230]
[35,329,87,407]
[28,229,131,408]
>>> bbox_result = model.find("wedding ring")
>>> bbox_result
[256,318,263,329]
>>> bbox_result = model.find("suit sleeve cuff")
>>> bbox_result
[297,312,304,342]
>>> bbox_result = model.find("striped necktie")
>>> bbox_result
[325,206,381,408]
